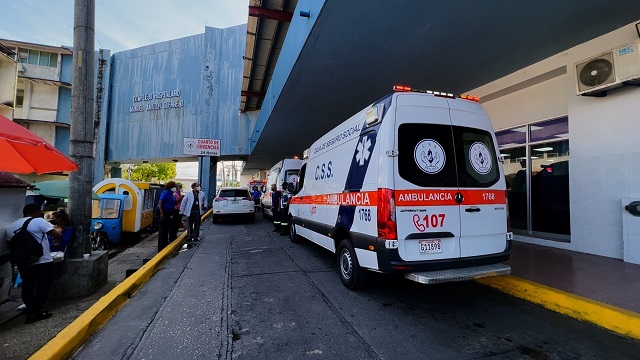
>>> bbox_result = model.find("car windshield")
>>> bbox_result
[92,198,121,219]
[218,189,249,198]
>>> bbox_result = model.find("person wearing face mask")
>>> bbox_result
[157,181,177,251]
[169,183,184,242]
[180,182,208,241]
[47,209,73,253]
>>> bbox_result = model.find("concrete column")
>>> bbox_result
[68,0,96,259]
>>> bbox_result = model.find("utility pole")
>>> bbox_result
[68,0,96,258]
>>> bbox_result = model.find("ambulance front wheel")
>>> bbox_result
[337,239,368,290]
[289,222,302,243]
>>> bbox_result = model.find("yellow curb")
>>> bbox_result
[476,275,640,340]
[29,209,213,360]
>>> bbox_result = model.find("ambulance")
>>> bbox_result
[260,158,303,218]
[288,86,513,289]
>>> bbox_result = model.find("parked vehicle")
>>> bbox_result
[261,158,303,218]
[288,86,513,289]
[90,179,163,250]
[211,187,255,223]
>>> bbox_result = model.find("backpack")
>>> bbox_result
[9,218,44,267]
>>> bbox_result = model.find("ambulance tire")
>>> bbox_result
[337,239,369,290]
[289,222,302,243]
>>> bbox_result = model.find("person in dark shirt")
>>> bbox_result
[157,181,177,252]
[271,183,282,232]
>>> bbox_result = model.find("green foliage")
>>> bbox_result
[130,163,176,182]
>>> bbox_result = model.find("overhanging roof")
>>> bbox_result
[241,0,297,112]
[241,1,640,173]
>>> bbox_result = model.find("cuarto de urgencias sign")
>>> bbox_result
[129,90,184,113]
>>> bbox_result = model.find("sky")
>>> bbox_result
[0,0,249,52]
[1,0,249,179]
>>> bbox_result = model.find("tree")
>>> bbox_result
[130,163,176,182]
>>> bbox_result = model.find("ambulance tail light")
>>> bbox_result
[215,197,227,202]
[505,190,511,232]
[377,188,397,240]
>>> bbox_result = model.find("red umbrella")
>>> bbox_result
[0,114,78,174]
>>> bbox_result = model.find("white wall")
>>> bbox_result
[471,21,640,259]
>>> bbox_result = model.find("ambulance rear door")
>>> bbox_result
[448,99,506,258]
[393,93,461,262]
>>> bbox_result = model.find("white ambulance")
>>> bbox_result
[288,86,512,289]
[261,158,303,218]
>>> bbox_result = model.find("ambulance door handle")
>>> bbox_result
[464,207,481,213]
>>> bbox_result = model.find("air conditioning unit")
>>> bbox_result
[575,40,640,96]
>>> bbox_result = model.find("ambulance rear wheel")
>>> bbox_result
[337,239,368,290]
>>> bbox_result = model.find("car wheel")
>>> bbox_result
[212,215,219,224]
[247,213,255,222]
[337,239,368,290]
[289,221,302,243]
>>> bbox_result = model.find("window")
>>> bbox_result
[397,124,499,188]
[218,189,250,198]
[92,199,121,219]
[496,117,570,239]
[18,48,59,68]
[15,89,24,108]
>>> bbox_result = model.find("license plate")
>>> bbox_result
[231,200,239,204]
[419,239,442,254]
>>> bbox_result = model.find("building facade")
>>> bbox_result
[471,21,640,263]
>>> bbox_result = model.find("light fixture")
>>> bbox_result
[533,147,553,152]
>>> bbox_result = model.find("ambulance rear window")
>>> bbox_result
[454,126,500,188]
[398,123,458,188]
[397,124,499,188]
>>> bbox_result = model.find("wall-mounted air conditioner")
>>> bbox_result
[575,40,640,96]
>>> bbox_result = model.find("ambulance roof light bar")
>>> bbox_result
[393,85,480,102]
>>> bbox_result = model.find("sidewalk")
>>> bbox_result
[507,241,640,314]
[0,232,160,360]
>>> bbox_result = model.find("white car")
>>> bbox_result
[212,187,255,223]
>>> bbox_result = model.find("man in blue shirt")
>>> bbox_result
[157,181,176,251]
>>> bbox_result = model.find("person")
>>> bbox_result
[180,182,207,241]
[252,186,261,210]
[279,181,290,236]
[157,181,177,252]
[6,204,62,324]
[270,183,282,233]
[47,209,73,253]
[170,183,184,242]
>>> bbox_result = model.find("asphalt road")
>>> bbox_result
[72,216,640,360]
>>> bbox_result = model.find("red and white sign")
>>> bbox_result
[183,138,220,156]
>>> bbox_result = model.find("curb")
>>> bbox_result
[476,275,640,341]
[29,210,213,360]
